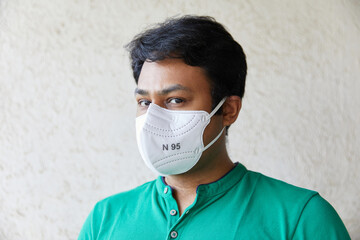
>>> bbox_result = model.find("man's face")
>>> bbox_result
[135,58,224,155]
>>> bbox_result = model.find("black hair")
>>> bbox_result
[126,15,247,121]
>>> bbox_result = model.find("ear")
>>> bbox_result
[222,96,242,127]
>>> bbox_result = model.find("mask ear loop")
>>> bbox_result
[203,127,225,151]
[207,97,227,119]
[203,97,227,151]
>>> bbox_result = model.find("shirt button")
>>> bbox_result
[164,187,168,194]
[170,231,178,238]
[185,210,189,214]
[170,209,177,216]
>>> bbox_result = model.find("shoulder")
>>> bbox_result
[241,171,318,224]
[241,171,350,239]
[78,179,158,240]
[94,179,157,211]
[243,171,318,206]
[292,194,350,239]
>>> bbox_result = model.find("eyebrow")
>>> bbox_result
[134,84,192,96]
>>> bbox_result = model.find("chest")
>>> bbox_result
[96,195,290,240]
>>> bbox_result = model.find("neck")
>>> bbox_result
[163,146,234,215]
[164,147,235,194]
[165,158,234,193]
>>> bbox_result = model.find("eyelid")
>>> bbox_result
[168,97,182,101]
[167,97,185,105]
[138,98,151,107]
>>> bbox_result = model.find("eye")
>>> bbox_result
[168,98,184,104]
[138,99,151,107]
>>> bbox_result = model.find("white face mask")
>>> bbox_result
[136,98,226,176]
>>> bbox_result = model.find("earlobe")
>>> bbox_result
[222,96,242,127]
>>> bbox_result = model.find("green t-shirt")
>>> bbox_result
[78,163,350,239]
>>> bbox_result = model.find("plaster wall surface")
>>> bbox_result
[0,0,359,239]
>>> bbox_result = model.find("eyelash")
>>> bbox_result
[167,98,184,104]
[138,99,151,107]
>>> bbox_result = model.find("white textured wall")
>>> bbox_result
[0,0,359,239]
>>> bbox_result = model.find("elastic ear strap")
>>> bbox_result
[208,97,227,118]
[203,127,225,151]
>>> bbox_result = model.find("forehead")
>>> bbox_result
[137,59,211,92]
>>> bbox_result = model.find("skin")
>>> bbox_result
[135,58,242,215]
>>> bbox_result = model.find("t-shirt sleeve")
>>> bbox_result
[292,194,350,240]
[78,203,101,240]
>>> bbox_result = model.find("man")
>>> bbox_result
[78,15,350,239]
